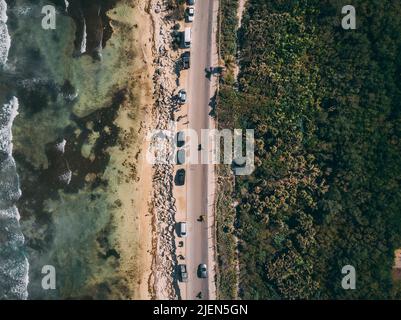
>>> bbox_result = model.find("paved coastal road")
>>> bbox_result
[184,0,218,300]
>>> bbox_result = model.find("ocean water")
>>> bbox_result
[0,0,140,299]
[0,0,29,299]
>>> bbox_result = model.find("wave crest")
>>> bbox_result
[0,0,10,67]
[0,96,29,300]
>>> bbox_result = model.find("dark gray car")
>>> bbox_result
[175,169,186,186]
[182,51,190,69]
[197,264,207,278]
[177,131,185,147]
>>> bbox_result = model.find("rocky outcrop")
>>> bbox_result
[44,138,72,186]
[150,0,182,300]
[53,0,118,60]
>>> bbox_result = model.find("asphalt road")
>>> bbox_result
[184,0,218,300]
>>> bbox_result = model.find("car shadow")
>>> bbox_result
[208,91,217,118]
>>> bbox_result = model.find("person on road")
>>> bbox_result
[196,292,202,299]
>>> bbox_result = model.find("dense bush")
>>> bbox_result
[219,0,239,62]
[217,0,401,299]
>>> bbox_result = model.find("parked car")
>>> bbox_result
[178,89,187,104]
[186,7,194,22]
[178,222,187,237]
[177,131,185,147]
[197,264,208,278]
[187,0,195,5]
[182,51,190,69]
[175,169,186,186]
[178,264,188,282]
[183,27,191,48]
[177,149,186,164]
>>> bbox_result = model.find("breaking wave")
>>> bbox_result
[0,0,10,67]
[0,1,29,300]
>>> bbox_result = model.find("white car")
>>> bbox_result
[186,7,194,22]
[178,222,187,237]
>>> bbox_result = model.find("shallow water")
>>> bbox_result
[0,0,139,299]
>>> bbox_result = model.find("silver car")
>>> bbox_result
[178,264,188,282]
[178,89,187,104]
[177,149,186,165]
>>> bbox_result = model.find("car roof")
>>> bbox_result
[177,149,186,162]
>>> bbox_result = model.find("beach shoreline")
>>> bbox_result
[3,0,158,300]
[105,0,156,299]
[1,0,159,300]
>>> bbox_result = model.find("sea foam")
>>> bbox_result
[0,97,29,300]
[0,0,10,67]
[0,96,18,154]
[0,5,29,297]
